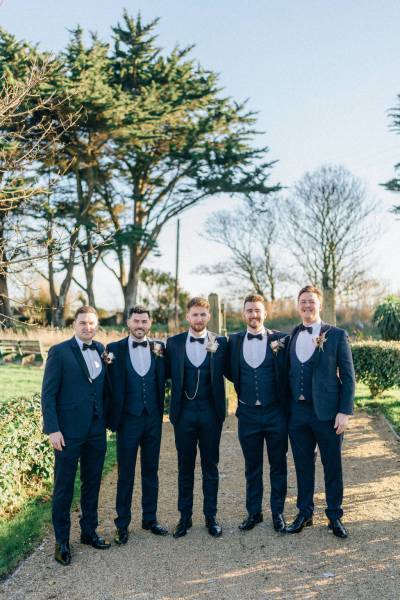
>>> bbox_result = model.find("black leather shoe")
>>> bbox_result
[114,527,129,545]
[272,513,286,532]
[142,520,168,536]
[328,518,348,539]
[173,517,192,538]
[80,531,111,549]
[205,517,222,537]
[286,513,313,534]
[54,541,71,566]
[238,512,263,531]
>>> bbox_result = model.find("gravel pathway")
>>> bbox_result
[1,411,399,600]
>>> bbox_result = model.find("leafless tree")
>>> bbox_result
[198,200,288,303]
[285,164,377,323]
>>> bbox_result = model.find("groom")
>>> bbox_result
[166,297,227,538]
[41,306,110,566]
[106,305,168,544]
[286,285,355,538]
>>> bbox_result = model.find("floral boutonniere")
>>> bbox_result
[206,333,219,354]
[313,330,328,352]
[270,337,286,354]
[101,350,115,364]
[152,341,164,358]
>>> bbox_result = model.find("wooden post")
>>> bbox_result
[208,293,221,334]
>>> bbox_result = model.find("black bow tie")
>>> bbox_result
[300,325,313,334]
[247,333,263,341]
[82,343,96,351]
[190,336,205,344]
[132,340,148,348]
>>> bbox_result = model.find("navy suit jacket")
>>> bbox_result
[287,322,355,420]
[106,337,166,431]
[165,331,227,425]
[226,329,290,408]
[41,337,107,438]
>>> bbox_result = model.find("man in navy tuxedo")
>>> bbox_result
[41,306,111,566]
[286,285,355,538]
[107,306,167,544]
[166,297,227,538]
[226,294,289,533]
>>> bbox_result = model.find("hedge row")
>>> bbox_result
[0,394,53,518]
[351,341,400,398]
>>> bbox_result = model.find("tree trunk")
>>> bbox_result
[322,287,336,325]
[0,270,12,328]
[124,270,139,316]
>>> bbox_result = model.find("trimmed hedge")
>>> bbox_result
[351,341,400,398]
[0,394,53,518]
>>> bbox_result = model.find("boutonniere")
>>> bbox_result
[270,337,286,354]
[206,333,219,354]
[152,341,164,358]
[313,330,328,351]
[101,350,115,364]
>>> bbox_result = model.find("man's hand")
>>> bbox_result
[334,413,350,435]
[49,431,65,451]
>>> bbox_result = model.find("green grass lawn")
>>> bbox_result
[355,383,400,434]
[0,364,43,402]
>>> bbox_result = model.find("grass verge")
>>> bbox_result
[0,435,116,580]
[355,383,400,435]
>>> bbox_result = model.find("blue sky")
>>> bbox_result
[1,1,399,308]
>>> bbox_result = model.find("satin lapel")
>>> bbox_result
[178,333,187,386]
[312,322,330,372]
[70,337,92,382]
[234,331,246,384]
[268,331,281,381]
[287,324,301,369]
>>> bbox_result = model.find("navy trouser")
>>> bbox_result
[237,402,288,516]
[115,410,163,528]
[174,403,222,519]
[288,402,344,520]
[52,416,106,543]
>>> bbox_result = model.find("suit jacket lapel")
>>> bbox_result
[312,322,330,372]
[70,337,92,382]
[233,331,246,384]
[286,324,301,369]
[178,333,187,386]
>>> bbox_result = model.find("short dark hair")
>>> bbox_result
[297,285,323,303]
[128,304,151,319]
[74,305,98,320]
[243,293,266,308]
[186,297,210,311]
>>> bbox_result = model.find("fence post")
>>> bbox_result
[208,293,221,334]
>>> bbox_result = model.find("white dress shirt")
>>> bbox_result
[295,320,322,363]
[128,335,151,376]
[75,335,102,380]
[185,329,208,367]
[243,327,267,368]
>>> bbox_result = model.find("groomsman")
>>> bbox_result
[41,306,110,566]
[166,297,227,538]
[226,294,289,533]
[107,306,167,544]
[286,285,355,538]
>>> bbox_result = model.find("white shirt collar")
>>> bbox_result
[75,335,94,349]
[301,320,321,332]
[188,329,208,339]
[246,326,266,336]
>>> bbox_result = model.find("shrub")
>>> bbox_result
[351,341,400,397]
[373,295,400,340]
[0,394,53,518]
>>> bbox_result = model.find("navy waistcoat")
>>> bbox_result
[90,365,105,418]
[289,332,316,404]
[182,351,212,408]
[125,351,158,416]
[239,343,277,406]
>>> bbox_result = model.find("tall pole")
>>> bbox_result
[174,219,180,330]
